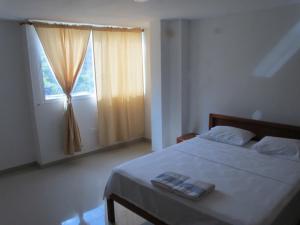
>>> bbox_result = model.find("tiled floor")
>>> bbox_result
[0,141,152,225]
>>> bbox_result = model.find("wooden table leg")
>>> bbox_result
[107,197,115,224]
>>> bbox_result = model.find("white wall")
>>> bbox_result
[4,4,299,167]
[143,26,152,140]
[160,19,191,147]
[33,97,99,165]
[186,5,300,133]
[149,19,191,149]
[0,21,36,171]
[161,20,182,147]
[153,5,300,148]
[150,20,164,151]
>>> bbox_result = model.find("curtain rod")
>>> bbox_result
[19,21,144,32]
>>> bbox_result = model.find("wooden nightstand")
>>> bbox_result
[176,133,197,143]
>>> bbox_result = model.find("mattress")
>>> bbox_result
[104,137,300,225]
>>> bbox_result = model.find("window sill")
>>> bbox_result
[43,93,96,104]
[72,94,96,101]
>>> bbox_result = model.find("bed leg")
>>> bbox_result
[107,197,115,224]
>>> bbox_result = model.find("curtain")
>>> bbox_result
[93,30,145,146]
[34,23,91,154]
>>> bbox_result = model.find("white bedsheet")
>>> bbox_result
[104,138,300,225]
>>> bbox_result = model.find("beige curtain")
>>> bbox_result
[34,23,91,154]
[93,30,145,146]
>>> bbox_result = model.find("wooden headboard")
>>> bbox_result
[209,113,300,141]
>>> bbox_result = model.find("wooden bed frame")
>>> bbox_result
[107,113,300,225]
[209,113,300,141]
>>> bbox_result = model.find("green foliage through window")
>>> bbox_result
[40,40,95,99]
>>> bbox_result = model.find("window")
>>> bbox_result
[40,38,95,100]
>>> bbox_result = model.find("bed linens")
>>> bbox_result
[104,138,300,225]
[252,136,300,161]
[242,140,257,149]
[199,126,255,146]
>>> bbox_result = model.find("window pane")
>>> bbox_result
[39,37,95,99]
[40,50,64,98]
[72,41,95,95]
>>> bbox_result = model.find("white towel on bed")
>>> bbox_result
[151,171,189,191]
[151,172,215,200]
[173,178,215,200]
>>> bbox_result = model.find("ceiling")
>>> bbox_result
[0,0,299,27]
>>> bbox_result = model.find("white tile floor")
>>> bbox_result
[0,141,152,225]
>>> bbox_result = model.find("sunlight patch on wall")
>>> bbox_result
[254,21,300,78]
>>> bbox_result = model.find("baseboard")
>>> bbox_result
[39,137,151,168]
[0,162,38,176]
[143,137,151,143]
[0,137,151,174]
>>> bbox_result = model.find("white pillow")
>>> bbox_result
[199,126,255,146]
[252,136,300,160]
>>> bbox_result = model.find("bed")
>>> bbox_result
[105,114,300,225]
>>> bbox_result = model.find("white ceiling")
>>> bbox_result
[0,0,299,27]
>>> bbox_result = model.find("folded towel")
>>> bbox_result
[151,172,215,200]
[151,172,189,191]
[173,179,215,200]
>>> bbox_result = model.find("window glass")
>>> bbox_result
[72,41,95,95]
[40,38,95,100]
